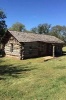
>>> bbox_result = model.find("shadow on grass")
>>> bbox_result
[0,60,34,80]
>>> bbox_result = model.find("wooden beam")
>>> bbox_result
[20,43,22,60]
[53,45,55,57]
[20,43,24,60]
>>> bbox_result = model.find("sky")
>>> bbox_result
[0,0,66,30]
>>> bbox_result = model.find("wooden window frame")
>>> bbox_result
[10,43,13,52]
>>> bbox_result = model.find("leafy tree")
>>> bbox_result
[60,26,66,42]
[49,25,66,42]
[31,23,51,34]
[31,27,38,33]
[38,23,51,34]
[49,25,61,38]
[9,22,26,32]
[0,9,7,37]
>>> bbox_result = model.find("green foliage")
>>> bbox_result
[49,25,62,37]
[0,10,6,19]
[38,23,51,34]
[49,25,66,42]
[31,24,66,42]
[0,9,7,37]
[9,22,26,32]
[31,27,38,33]
[31,23,51,34]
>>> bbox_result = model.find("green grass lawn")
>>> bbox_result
[0,47,66,100]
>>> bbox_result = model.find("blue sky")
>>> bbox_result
[0,0,66,30]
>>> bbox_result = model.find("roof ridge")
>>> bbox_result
[8,30,64,43]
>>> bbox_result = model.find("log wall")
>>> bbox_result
[22,42,47,59]
[23,42,38,59]
[5,36,20,58]
[4,35,63,59]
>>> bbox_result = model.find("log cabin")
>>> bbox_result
[1,30,64,59]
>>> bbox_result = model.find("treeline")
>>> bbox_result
[0,9,66,42]
[31,24,66,42]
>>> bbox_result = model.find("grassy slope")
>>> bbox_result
[0,48,66,100]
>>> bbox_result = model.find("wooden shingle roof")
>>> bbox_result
[8,31,64,44]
